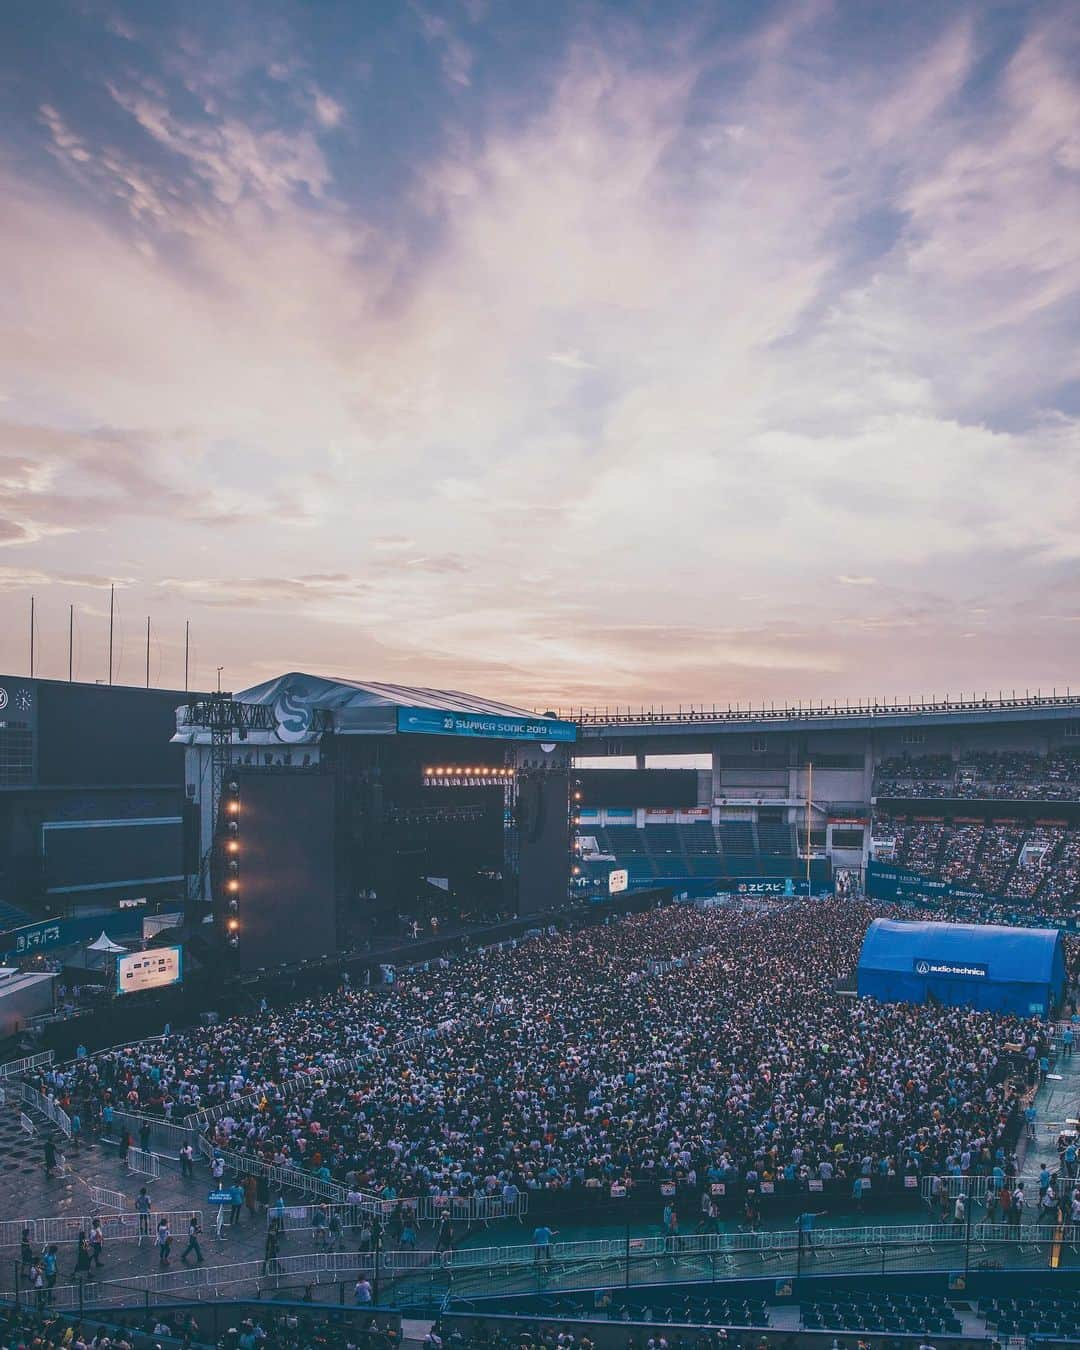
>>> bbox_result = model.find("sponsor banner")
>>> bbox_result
[681,807,712,820]
[828,816,868,826]
[733,877,810,897]
[608,868,629,895]
[913,958,988,979]
[117,945,183,995]
[396,706,576,743]
[644,809,676,821]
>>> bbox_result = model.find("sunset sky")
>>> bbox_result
[1,0,1078,710]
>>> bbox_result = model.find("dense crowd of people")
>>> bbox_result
[875,819,1080,920]
[37,899,1051,1213]
[874,749,1080,801]
[0,1303,398,1349]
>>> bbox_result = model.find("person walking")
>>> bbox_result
[179,1142,194,1178]
[181,1214,204,1265]
[139,1121,152,1154]
[156,1218,172,1267]
[44,1137,57,1178]
[228,1181,244,1228]
[89,1218,105,1270]
[70,1110,81,1151]
[135,1186,152,1241]
[71,1232,93,1281]
[354,1275,373,1305]
[42,1245,58,1303]
[1063,1025,1074,1060]
[243,1173,258,1221]
[119,1129,132,1163]
[263,1227,281,1276]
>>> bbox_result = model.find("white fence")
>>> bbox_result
[270,1192,530,1234]
[0,1246,379,1311]
[19,1111,35,1135]
[0,1050,54,1080]
[0,1210,203,1251]
[920,1174,1042,1206]
[89,1186,127,1211]
[110,1109,195,1157]
[127,1147,162,1178]
[15,1081,72,1137]
[200,1138,351,1205]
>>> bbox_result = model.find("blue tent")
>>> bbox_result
[857,918,1065,1017]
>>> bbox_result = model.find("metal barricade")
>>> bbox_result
[126,1147,162,1178]
[0,1050,55,1080]
[19,1111,35,1135]
[89,1186,127,1211]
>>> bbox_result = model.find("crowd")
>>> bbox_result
[38,899,1049,1213]
[0,1303,397,1349]
[874,749,1080,802]
[876,819,1080,921]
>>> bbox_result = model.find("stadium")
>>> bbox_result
[0,677,1078,1349]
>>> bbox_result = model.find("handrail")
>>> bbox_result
[570,692,1080,727]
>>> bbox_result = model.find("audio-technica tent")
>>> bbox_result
[857,918,1065,1017]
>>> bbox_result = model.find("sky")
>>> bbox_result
[1,0,1078,711]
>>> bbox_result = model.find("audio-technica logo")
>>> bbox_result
[915,960,931,976]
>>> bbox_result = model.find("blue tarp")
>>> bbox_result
[857,918,1066,1016]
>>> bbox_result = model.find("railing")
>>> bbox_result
[199,1137,350,1205]
[15,1081,72,1137]
[0,1210,203,1251]
[0,1247,378,1311]
[89,1185,127,1211]
[570,692,1080,727]
[127,1145,162,1178]
[109,1108,195,1156]
[0,1050,54,1080]
[920,1174,1043,1206]
[400,1222,1080,1296]
[268,1192,530,1234]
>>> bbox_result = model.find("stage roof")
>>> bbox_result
[177,672,577,745]
[238,672,545,719]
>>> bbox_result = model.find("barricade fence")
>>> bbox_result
[19,1111,34,1135]
[15,1080,72,1137]
[200,1139,350,1205]
[109,1108,195,1156]
[0,1210,203,1251]
[267,1192,530,1234]
[0,1248,379,1311]
[0,1050,54,1080]
[127,1146,162,1178]
[920,1174,1043,1206]
[89,1185,127,1211]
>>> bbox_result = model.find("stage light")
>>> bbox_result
[227,840,239,853]
[227,800,239,815]
[227,919,239,932]
[572,865,581,875]
[228,879,239,893]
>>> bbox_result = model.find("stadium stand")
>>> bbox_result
[875,749,1080,801]
[877,818,1080,919]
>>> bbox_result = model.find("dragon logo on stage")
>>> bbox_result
[273,685,314,743]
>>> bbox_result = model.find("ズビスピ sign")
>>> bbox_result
[913,958,988,979]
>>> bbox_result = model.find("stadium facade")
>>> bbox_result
[0,674,195,940]
[571,694,1080,900]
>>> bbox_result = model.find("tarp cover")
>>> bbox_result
[856,917,1066,1016]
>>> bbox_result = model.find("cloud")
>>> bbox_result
[0,4,1077,700]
